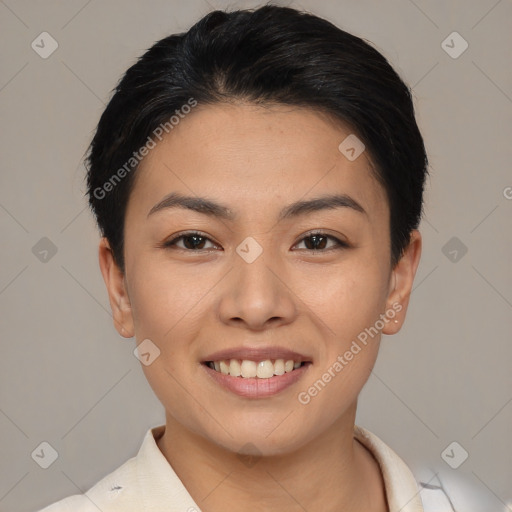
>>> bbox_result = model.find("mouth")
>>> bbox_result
[202,358,310,379]
[200,349,313,398]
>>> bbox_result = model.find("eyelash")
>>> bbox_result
[161,230,350,252]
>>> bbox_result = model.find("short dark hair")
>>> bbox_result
[85,4,428,273]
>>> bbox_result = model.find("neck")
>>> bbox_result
[156,405,388,512]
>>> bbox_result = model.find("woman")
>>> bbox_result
[39,5,436,511]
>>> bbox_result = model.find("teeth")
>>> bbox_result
[257,360,274,378]
[208,358,305,379]
[229,359,241,377]
[241,360,257,378]
[274,359,285,375]
[219,360,230,375]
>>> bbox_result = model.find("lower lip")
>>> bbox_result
[202,363,312,399]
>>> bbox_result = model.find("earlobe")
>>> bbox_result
[382,230,422,335]
[98,238,134,338]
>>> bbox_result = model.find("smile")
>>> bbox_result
[205,359,307,379]
[201,359,312,399]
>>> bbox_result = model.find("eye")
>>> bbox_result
[293,231,349,251]
[161,230,349,252]
[162,231,219,251]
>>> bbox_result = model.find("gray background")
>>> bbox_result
[0,0,511,510]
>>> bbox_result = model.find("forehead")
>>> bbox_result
[127,102,388,221]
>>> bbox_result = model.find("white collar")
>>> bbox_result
[353,425,424,511]
[131,423,425,511]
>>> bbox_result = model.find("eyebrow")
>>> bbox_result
[147,191,366,221]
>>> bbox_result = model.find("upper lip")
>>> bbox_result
[202,346,312,363]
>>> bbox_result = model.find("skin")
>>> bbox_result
[99,102,422,512]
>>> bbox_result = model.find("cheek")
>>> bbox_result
[129,263,209,419]
[303,260,389,337]
[298,258,389,403]
[127,260,211,342]
[296,269,386,422]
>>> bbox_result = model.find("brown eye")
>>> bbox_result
[294,232,349,251]
[162,231,349,252]
[163,231,218,251]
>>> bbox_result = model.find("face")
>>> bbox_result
[99,102,421,456]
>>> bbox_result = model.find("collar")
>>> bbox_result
[354,425,424,511]
[133,424,424,511]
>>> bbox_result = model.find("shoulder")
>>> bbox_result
[35,455,139,512]
[355,425,499,512]
[413,466,503,512]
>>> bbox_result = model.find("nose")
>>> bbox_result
[217,248,297,331]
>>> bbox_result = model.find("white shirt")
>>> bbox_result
[37,424,453,512]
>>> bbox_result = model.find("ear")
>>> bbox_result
[382,230,422,335]
[98,237,134,338]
